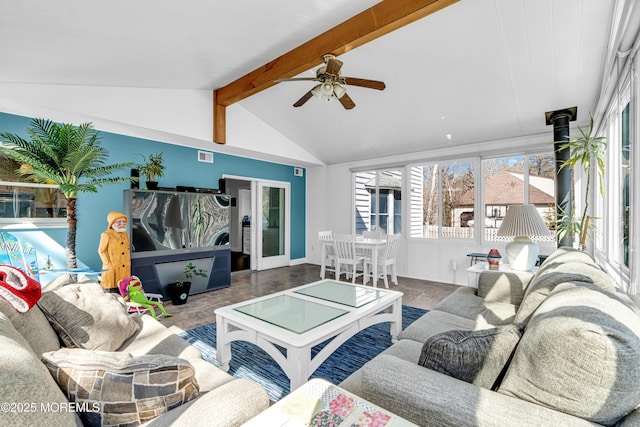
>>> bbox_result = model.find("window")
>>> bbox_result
[621,102,630,267]
[481,153,555,242]
[482,152,555,241]
[409,160,474,239]
[405,154,555,242]
[0,155,66,222]
[354,170,402,235]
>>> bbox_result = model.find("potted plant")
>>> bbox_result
[166,262,208,305]
[555,114,607,250]
[138,153,165,190]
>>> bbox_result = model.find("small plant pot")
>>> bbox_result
[146,181,159,190]
[166,282,191,305]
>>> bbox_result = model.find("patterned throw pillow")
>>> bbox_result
[42,348,199,426]
[418,323,525,390]
[37,282,140,351]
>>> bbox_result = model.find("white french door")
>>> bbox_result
[253,180,290,270]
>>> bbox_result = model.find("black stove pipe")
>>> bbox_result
[545,107,577,247]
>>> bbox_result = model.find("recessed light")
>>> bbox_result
[445,134,452,140]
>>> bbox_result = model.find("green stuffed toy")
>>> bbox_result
[120,276,172,319]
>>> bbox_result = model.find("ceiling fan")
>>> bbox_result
[274,54,386,110]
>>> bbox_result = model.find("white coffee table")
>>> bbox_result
[215,279,403,391]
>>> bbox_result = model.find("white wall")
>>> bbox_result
[0,83,323,168]
[306,132,559,286]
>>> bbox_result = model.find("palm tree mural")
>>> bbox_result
[0,118,135,269]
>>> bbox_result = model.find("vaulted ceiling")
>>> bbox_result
[0,0,615,166]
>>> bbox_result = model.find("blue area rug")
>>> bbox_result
[179,305,427,401]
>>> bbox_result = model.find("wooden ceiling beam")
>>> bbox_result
[213,0,459,144]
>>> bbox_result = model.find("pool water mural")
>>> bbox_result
[0,230,88,284]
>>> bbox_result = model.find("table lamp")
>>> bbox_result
[497,204,551,271]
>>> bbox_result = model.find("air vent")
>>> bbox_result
[198,151,214,163]
[294,167,304,177]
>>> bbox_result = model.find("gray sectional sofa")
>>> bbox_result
[0,280,269,427]
[341,247,640,426]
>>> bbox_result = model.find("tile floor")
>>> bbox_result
[159,263,460,331]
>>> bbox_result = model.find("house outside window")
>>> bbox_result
[477,154,556,242]
[354,170,402,235]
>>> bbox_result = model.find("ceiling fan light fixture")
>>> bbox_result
[333,84,346,99]
[320,82,334,96]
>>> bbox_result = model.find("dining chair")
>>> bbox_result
[334,234,367,284]
[318,230,336,279]
[366,234,401,288]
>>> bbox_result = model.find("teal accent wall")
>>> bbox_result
[0,112,306,270]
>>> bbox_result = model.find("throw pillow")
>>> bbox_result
[418,323,525,390]
[37,282,140,351]
[42,348,199,427]
[499,283,640,426]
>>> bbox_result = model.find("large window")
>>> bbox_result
[409,160,475,239]
[406,153,555,242]
[481,153,555,242]
[354,170,402,235]
[0,155,66,222]
[621,102,630,267]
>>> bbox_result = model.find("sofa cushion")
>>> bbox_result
[514,260,618,324]
[537,246,595,270]
[476,269,534,305]
[42,347,199,427]
[434,287,517,326]
[0,298,60,356]
[399,310,479,343]
[0,312,80,426]
[499,282,640,426]
[38,282,140,351]
[418,323,525,390]
[118,315,201,359]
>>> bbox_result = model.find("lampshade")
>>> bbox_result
[333,84,346,99]
[497,204,551,238]
[497,204,551,271]
[311,82,337,102]
[320,82,334,96]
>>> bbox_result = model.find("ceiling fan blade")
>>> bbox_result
[274,77,320,83]
[338,92,356,110]
[341,77,386,90]
[293,90,314,107]
[325,57,343,75]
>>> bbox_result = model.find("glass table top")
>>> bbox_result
[294,280,385,308]
[234,295,348,334]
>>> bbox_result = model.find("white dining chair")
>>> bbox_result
[318,230,337,279]
[334,234,367,284]
[366,234,400,288]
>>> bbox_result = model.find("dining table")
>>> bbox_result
[321,235,388,286]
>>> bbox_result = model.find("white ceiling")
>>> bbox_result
[0,0,615,165]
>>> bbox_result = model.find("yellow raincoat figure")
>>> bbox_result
[98,211,131,292]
